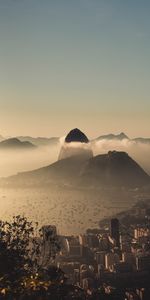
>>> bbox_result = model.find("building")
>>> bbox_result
[41,225,58,265]
[110,218,120,248]
[95,251,106,266]
[114,262,133,273]
[65,236,83,257]
[122,252,136,266]
[136,255,150,271]
[134,227,150,239]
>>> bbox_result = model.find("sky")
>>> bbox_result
[0,0,150,138]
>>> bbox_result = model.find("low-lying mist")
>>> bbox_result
[0,145,61,178]
[0,139,149,178]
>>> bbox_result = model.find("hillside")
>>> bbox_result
[79,151,150,187]
[0,151,149,188]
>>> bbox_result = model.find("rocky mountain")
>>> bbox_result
[0,138,36,149]
[58,128,93,160]
[65,128,89,143]
[79,151,150,187]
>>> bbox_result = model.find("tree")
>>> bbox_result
[0,216,60,295]
[0,216,86,300]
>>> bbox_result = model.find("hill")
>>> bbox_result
[0,138,36,149]
[133,137,150,144]
[93,133,150,145]
[17,136,60,147]
[1,151,149,188]
[79,151,150,187]
[94,132,129,141]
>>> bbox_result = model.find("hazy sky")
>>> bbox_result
[0,0,150,138]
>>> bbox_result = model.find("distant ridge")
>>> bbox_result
[17,136,60,147]
[0,138,36,149]
[93,133,150,145]
[133,137,150,144]
[2,132,150,146]
[94,132,129,141]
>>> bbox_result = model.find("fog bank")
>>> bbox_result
[0,138,149,178]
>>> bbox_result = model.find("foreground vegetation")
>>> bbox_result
[0,216,85,299]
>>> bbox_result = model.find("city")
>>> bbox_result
[41,200,150,299]
[0,0,150,298]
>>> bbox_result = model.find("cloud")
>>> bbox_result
[0,138,149,178]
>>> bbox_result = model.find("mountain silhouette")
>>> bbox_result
[1,151,149,188]
[17,136,59,147]
[0,138,36,149]
[79,151,150,187]
[58,128,93,160]
[94,132,129,141]
[133,137,150,144]
[65,128,89,143]
[1,155,86,187]
[93,133,150,145]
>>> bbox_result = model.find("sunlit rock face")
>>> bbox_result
[58,128,93,160]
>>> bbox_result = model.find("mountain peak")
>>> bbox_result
[58,129,93,160]
[79,151,149,187]
[118,132,129,139]
[65,128,89,143]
